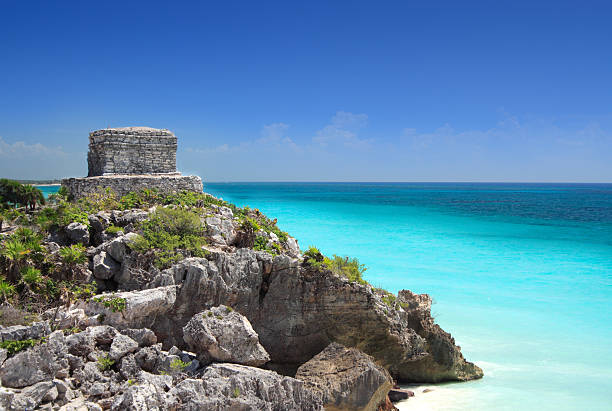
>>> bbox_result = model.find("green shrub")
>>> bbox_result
[105,225,122,235]
[169,358,191,373]
[381,293,396,307]
[0,337,45,356]
[120,189,162,210]
[303,246,326,270]
[77,188,120,213]
[131,207,208,269]
[97,354,115,371]
[303,247,369,285]
[21,266,43,286]
[233,387,240,398]
[93,295,127,312]
[324,255,368,285]
[59,244,87,266]
[253,236,282,255]
[0,279,16,301]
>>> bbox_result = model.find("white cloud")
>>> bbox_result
[0,136,84,179]
[0,137,69,157]
[313,111,372,148]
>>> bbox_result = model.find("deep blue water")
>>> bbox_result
[39,183,612,410]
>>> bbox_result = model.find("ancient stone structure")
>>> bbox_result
[87,127,177,176]
[62,127,202,199]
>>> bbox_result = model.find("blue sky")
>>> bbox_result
[1,0,611,182]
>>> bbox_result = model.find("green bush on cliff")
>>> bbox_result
[303,247,368,285]
[324,255,368,285]
[130,207,208,269]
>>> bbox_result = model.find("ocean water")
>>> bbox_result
[39,183,612,410]
[202,183,612,411]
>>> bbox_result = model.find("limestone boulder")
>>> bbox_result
[75,286,176,330]
[205,207,237,245]
[8,380,56,410]
[183,305,269,366]
[167,363,324,410]
[121,328,157,347]
[111,210,150,228]
[92,251,120,280]
[106,232,140,263]
[0,321,50,342]
[109,333,139,361]
[111,381,169,411]
[0,331,69,388]
[65,222,90,245]
[295,342,393,411]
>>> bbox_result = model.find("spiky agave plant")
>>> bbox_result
[0,279,16,302]
[0,238,30,282]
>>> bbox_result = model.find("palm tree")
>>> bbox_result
[19,185,45,210]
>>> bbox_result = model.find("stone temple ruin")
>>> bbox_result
[61,127,202,199]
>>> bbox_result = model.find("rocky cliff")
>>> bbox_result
[0,190,482,409]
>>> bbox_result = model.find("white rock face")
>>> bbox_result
[183,305,270,366]
[85,286,176,329]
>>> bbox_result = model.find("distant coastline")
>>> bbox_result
[15,179,61,185]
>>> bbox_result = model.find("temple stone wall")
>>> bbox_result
[62,126,202,200]
[62,174,203,199]
[87,127,177,176]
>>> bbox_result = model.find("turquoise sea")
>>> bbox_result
[39,183,612,410]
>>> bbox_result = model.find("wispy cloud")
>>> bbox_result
[0,136,84,179]
[313,111,372,148]
[0,137,69,157]
[180,111,612,182]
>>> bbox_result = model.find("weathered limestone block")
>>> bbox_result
[166,364,324,410]
[92,251,120,280]
[183,305,270,366]
[0,331,68,388]
[295,342,393,411]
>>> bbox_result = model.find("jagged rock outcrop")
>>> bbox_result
[74,286,177,330]
[183,305,270,366]
[67,241,481,382]
[295,342,393,411]
[166,364,324,410]
[395,290,484,381]
[0,321,50,343]
[0,322,322,410]
[0,331,69,388]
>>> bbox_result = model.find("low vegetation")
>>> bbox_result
[97,354,115,371]
[93,295,127,312]
[129,207,209,269]
[303,246,368,285]
[0,337,46,356]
